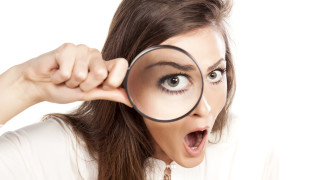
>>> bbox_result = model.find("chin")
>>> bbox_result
[176,152,206,168]
[174,143,207,168]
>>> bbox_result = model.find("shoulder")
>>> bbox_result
[0,117,72,154]
[0,117,97,179]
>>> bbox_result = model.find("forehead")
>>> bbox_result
[160,27,226,70]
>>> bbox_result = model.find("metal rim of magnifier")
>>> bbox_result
[123,45,204,122]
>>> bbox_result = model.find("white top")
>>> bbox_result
[0,117,278,180]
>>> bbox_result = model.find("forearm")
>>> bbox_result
[0,64,39,124]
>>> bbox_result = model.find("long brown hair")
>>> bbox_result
[48,0,235,179]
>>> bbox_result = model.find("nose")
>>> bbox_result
[190,96,212,117]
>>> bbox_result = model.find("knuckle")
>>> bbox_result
[77,44,88,48]
[75,45,89,60]
[57,43,76,58]
[60,71,71,80]
[90,48,100,54]
[74,72,87,81]
[93,68,107,79]
[76,44,89,52]
[61,43,75,50]
[89,48,102,58]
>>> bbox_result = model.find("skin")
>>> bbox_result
[0,24,225,173]
[143,26,228,168]
[0,44,131,124]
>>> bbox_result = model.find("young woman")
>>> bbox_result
[0,0,277,179]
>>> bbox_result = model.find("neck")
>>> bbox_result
[153,140,173,165]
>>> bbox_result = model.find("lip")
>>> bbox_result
[187,126,209,134]
[183,126,209,157]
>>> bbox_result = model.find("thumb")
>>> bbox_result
[83,87,133,108]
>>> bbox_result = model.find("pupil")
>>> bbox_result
[168,76,179,87]
[210,72,216,79]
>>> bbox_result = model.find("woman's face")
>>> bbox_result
[143,26,227,168]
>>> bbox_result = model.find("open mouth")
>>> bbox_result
[184,129,208,156]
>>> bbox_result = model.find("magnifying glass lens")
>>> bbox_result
[126,46,203,122]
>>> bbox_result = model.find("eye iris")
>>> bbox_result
[168,76,179,87]
[209,71,217,79]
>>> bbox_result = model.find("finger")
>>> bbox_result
[82,87,133,107]
[65,45,90,88]
[79,49,108,92]
[51,43,76,84]
[56,86,132,107]
[102,58,128,89]
[24,50,58,82]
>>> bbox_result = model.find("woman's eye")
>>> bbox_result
[207,69,225,84]
[160,75,190,93]
[167,76,180,87]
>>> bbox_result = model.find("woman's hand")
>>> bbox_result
[0,43,131,124]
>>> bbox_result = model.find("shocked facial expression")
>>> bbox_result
[143,26,228,168]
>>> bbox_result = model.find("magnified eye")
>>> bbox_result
[159,74,191,94]
[207,68,225,84]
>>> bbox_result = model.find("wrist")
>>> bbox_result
[0,64,41,124]
[12,63,43,105]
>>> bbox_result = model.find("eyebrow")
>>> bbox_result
[207,58,226,72]
[145,61,196,71]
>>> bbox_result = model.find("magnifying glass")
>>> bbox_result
[124,45,204,122]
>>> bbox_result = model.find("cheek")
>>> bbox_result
[203,78,227,130]
[146,123,167,143]
[206,78,227,113]
[144,119,181,150]
[219,76,228,106]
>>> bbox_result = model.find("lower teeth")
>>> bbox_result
[191,147,197,150]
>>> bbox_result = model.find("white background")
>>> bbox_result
[0,0,319,179]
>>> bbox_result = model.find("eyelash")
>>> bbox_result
[158,72,191,95]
